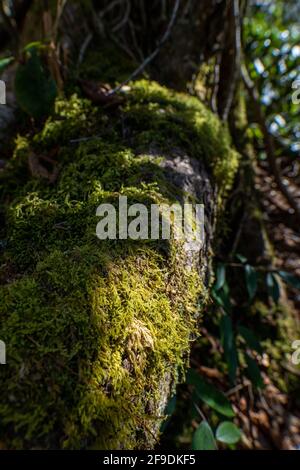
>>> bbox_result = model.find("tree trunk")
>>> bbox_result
[0,0,239,449]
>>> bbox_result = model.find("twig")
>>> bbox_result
[135,417,160,444]
[112,0,131,33]
[128,19,144,61]
[242,64,300,224]
[139,0,147,30]
[221,0,242,120]
[225,380,251,397]
[99,0,123,19]
[77,32,93,68]
[0,1,18,52]
[230,211,247,258]
[225,262,279,273]
[108,0,181,95]
[111,32,138,62]
[193,402,207,422]
[70,135,101,144]
[211,55,221,113]
[53,0,68,40]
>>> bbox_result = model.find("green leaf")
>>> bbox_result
[216,421,242,444]
[266,272,280,303]
[24,41,45,52]
[212,282,231,313]
[236,253,247,264]
[245,265,257,300]
[187,369,235,418]
[0,56,14,74]
[160,395,176,432]
[212,287,225,309]
[215,264,226,291]
[237,325,263,354]
[220,315,238,383]
[15,47,57,120]
[192,421,217,450]
[244,353,264,389]
[278,271,300,290]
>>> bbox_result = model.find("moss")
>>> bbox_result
[124,80,239,200]
[0,244,201,449]
[0,78,236,449]
[252,301,300,397]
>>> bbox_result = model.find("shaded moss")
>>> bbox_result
[0,79,237,449]
[124,80,239,199]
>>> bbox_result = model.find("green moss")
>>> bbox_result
[0,244,201,449]
[124,80,239,199]
[0,79,237,449]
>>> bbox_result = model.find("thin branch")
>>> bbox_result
[77,32,93,68]
[112,0,131,33]
[211,55,221,113]
[221,0,242,120]
[111,32,138,61]
[53,0,68,40]
[108,0,181,95]
[99,0,123,18]
[128,19,144,61]
[193,402,207,422]
[230,211,247,258]
[225,380,250,396]
[225,263,277,272]
[0,1,18,52]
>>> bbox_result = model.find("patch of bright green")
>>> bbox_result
[0,78,238,449]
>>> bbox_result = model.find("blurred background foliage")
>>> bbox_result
[245,0,300,159]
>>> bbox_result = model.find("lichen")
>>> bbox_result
[0,77,237,449]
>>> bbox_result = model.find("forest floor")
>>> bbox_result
[161,157,300,450]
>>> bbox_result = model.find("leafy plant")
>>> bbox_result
[215,421,242,445]
[192,420,242,450]
[237,326,263,355]
[192,421,217,450]
[0,56,14,74]
[15,46,57,120]
[278,271,300,290]
[187,369,235,418]
[266,272,280,304]
[244,353,264,389]
[0,42,57,120]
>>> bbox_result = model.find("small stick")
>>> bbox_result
[77,33,93,67]
[108,0,181,96]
